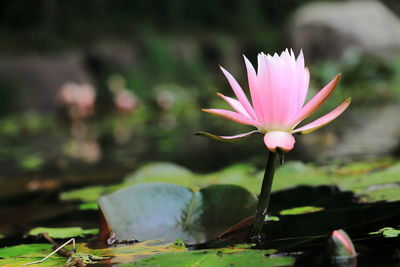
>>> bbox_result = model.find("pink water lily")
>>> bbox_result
[202,49,351,152]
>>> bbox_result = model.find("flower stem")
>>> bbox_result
[249,151,279,246]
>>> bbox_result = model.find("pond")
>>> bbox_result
[1,159,399,266]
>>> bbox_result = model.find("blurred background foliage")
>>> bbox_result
[0,0,400,177]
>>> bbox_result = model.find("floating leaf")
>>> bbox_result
[79,202,98,210]
[0,240,187,266]
[279,206,324,216]
[124,162,194,184]
[333,158,395,175]
[76,240,187,264]
[60,185,110,202]
[266,216,280,222]
[369,227,400,238]
[98,183,257,243]
[120,248,294,267]
[0,244,65,266]
[60,159,400,209]
[28,227,98,239]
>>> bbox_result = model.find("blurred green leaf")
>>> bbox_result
[279,206,324,216]
[79,202,98,210]
[28,227,98,239]
[19,154,43,171]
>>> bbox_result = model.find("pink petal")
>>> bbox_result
[332,230,357,257]
[243,55,265,121]
[297,51,310,109]
[263,131,295,152]
[220,66,256,119]
[195,130,261,143]
[202,108,260,127]
[291,74,341,129]
[292,98,351,134]
[256,53,272,123]
[217,92,251,118]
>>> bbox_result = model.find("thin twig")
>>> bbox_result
[24,238,75,265]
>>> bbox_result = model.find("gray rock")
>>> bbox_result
[290,0,400,61]
[322,104,400,160]
[0,52,90,111]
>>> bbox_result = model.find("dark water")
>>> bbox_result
[1,172,399,266]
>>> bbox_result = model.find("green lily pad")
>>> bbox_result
[60,185,109,202]
[60,159,400,210]
[79,202,99,210]
[28,227,98,239]
[124,162,195,185]
[0,244,64,266]
[279,206,324,216]
[266,216,280,222]
[0,240,187,266]
[98,183,257,243]
[369,227,400,238]
[120,247,294,267]
[333,158,395,175]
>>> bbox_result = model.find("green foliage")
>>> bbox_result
[125,162,194,185]
[0,240,188,266]
[170,239,186,249]
[28,227,98,239]
[60,185,122,203]
[279,206,324,216]
[61,159,400,208]
[120,248,294,267]
[19,154,43,171]
[0,244,64,266]
[79,202,98,210]
[369,227,400,238]
[66,253,110,265]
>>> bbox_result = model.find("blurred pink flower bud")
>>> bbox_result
[331,229,357,257]
[58,82,96,117]
[114,89,138,113]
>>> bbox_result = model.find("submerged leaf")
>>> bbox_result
[98,183,257,243]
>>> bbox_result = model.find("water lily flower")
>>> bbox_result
[331,229,357,257]
[201,49,351,152]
